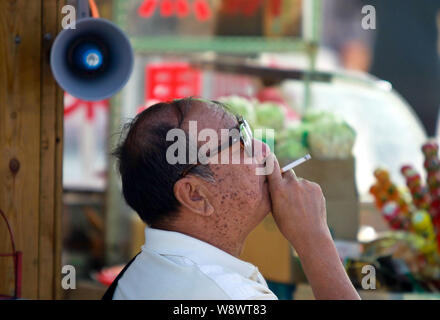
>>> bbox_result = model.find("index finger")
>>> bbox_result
[266,153,283,192]
[282,168,298,182]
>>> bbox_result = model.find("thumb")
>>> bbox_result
[266,153,283,192]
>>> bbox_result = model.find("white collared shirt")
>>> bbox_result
[113,227,278,300]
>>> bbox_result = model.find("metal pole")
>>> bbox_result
[302,0,322,111]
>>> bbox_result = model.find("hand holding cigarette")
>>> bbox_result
[268,152,360,300]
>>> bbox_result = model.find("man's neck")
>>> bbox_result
[156,223,246,258]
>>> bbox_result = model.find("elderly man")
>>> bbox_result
[106,98,359,300]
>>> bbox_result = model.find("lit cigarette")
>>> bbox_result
[281,154,311,173]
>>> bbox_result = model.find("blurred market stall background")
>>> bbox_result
[2,0,440,300]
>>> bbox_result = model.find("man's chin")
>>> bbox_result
[262,181,271,213]
[260,196,272,218]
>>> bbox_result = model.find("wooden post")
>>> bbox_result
[0,0,63,299]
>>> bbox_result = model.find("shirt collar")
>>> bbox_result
[142,227,257,279]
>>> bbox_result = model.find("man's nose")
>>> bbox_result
[253,139,271,164]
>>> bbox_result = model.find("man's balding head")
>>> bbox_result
[114,98,233,225]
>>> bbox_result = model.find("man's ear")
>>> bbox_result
[174,177,214,217]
